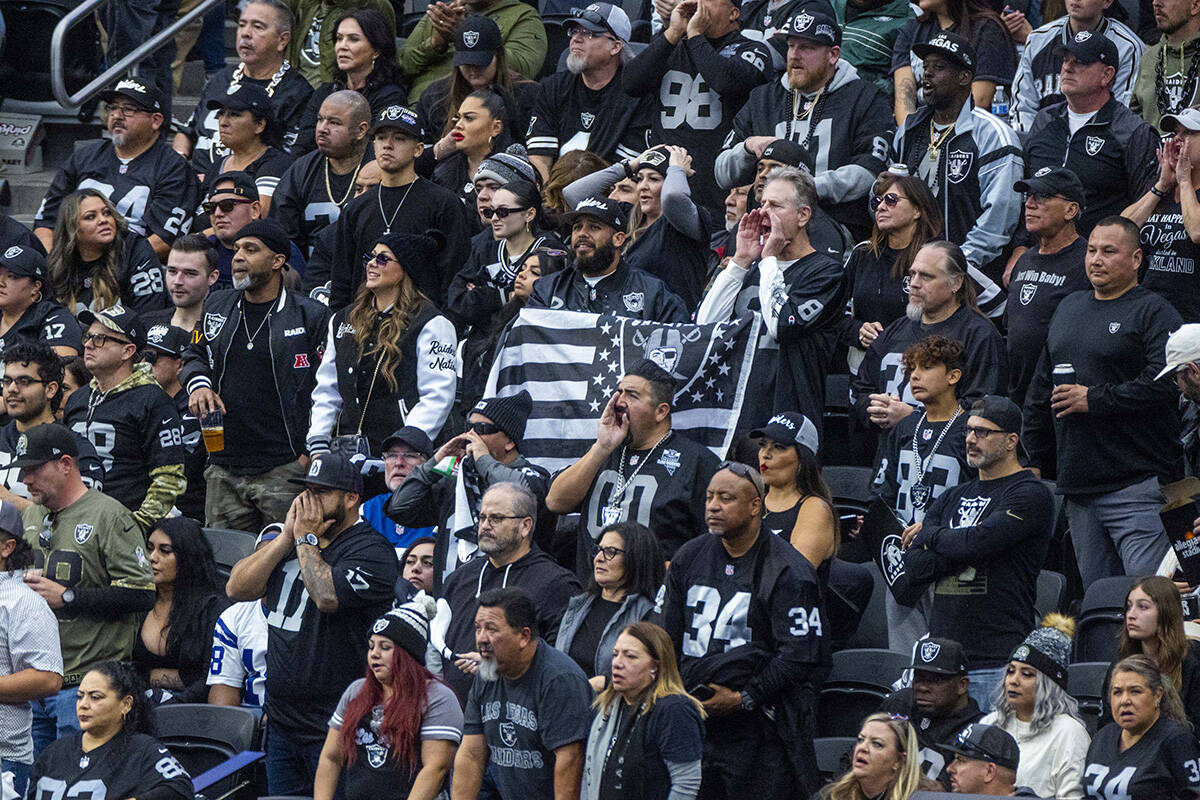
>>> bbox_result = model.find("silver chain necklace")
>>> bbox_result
[240,299,272,350]
[213,60,290,158]
[377,180,416,234]
[909,405,962,510]
[603,430,673,526]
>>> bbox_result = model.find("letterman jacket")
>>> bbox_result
[306,299,458,450]
[892,99,1021,318]
[527,258,690,323]
[181,287,330,458]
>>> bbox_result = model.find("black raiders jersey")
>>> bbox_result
[63,382,185,512]
[272,148,365,258]
[874,409,973,525]
[29,731,193,800]
[0,299,82,355]
[526,67,658,164]
[186,63,314,177]
[61,232,170,316]
[35,139,199,245]
[0,421,104,496]
[1084,716,1200,799]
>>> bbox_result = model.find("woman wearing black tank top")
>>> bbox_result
[748,412,838,585]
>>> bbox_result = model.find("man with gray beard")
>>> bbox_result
[452,587,590,800]
[849,241,1007,450]
[526,3,657,182]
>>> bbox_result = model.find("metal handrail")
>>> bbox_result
[50,0,224,109]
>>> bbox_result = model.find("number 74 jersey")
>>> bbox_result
[659,527,829,699]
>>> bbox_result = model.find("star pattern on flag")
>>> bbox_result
[670,323,744,412]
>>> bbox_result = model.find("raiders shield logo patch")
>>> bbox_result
[1085,136,1104,156]
[953,496,992,528]
[74,524,94,545]
[946,150,973,184]
[580,112,596,130]
[463,30,479,47]
[1109,322,1121,333]
[499,722,519,747]
[920,641,941,662]
[365,743,388,768]
[1013,645,1030,660]
[623,292,645,312]
[1020,283,1037,305]
[4,246,22,259]
[881,534,905,586]
[204,312,227,339]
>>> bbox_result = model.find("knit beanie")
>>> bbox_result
[1010,613,1075,690]
[474,144,539,188]
[472,390,532,446]
[370,593,437,665]
[376,229,445,272]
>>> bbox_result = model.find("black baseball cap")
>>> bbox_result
[968,395,1023,434]
[0,500,23,540]
[944,723,1021,772]
[750,412,820,456]
[289,452,364,494]
[566,195,626,230]
[79,305,146,349]
[370,104,424,139]
[911,637,969,675]
[206,82,276,121]
[1053,29,1118,67]
[208,170,259,201]
[0,244,47,281]
[144,323,190,358]
[100,76,164,113]
[381,426,434,459]
[760,139,816,174]
[1014,166,1086,207]
[781,9,841,46]
[12,423,79,469]
[913,31,976,73]
[454,16,503,66]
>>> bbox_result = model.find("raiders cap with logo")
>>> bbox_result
[12,423,79,469]
[371,104,424,139]
[567,3,632,44]
[79,304,146,349]
[637,147,671,177]
[455,15,503,66]
[289,452,364,494]
[780,10,841,47]
[1053,29,1118,67]
[566,194,626,230]
[944,723,1021,771]
[910,637,969,675]
[100,76,164,113]
[760,139,816,175]
[0,244,46,281]
[1013,166,1085,207]
[912,31,976,73]
[206,81,276,122]
[144,323,191,359]
[750,412,819,456]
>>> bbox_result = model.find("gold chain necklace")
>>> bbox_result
[324,157,363,207]
[927,119,956,157]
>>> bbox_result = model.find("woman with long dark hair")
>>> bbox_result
[557,522,666,692]
[47,189,169,316]
[1114,575,1200,729]
[583,621,704,800]
[297,9,407,155]
[892,0,1017,123]
[307,231,458,452]
[313,600,461,800]
[200,82,292,215]
[27,661,193,800]
[848,173,941,358]
[431,88,510,213]
[132,517,229,702]
[750,412,838,582]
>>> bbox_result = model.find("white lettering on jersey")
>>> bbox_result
[266,560,309,632]
[72,421,117,472]
[1084,764,1135,800]
[584,469,658,540]
[682,586,751,657]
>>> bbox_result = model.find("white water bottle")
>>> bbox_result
[991,86,1010,121]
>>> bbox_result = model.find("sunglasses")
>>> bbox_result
[717,459,764,498]
[39,515,52,549]
[362,252,400,269]
[469,421,502,436]
[481,205,529,220]
[202,198,253,214]
[869,192,905,214]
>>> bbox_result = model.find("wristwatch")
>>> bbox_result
[295,532,319,548]
[740,690,756,711]
[61,588,75,606]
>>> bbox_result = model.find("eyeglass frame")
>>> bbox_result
[106,102,154,117]
[362,252,400,269]
[83,331,133,349]
[478,512,531,527]
[964,425,1008,439]
[383,449,426,464]
[0,375,46,389]
[716,459,765,499]
[869,191,906,214]
[594,545,625,561]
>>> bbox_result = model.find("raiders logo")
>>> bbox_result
[1085,136,1104,156]
[622,292,644,312]
[372,618,388,633]
[463,30,480,47]
[337,321,355,338]
[147,324,169,344]
[1034,166,1052,177]
[1075,30,1092,41]
[15,434,26,456]
[580,112,596,130]
[946,150,973,184]
[880,534,905,586]
[204,312,227,339]
[74,523,94,545]
[920,640,941,662]
[793,11,814,31]
[953,496,992,528]
[1020,283,1037,305]
[365,743,388,769]
[1013,645,1030,660]
[1109,322,1121,333]
[4,246,22,259]
[499,722,519,747]
[385,106,402,120]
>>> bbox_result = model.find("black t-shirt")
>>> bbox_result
[891,16,1016,87]
[271,148,367,258]
[527,67,657,164]
[846,243,909,334]
[1005,236,1090,402]
[210,298,295,475]
[63,380,186,512]
[1084,716,1200,799]
[1140,196,1200,322]
[569,430,720,569]
[623,208,714,312]
[263,521,398,743]
[879,688,983,788]
[28,731,193,800]
[567,596,620,676]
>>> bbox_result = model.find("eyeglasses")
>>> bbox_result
[869,192,905,213]
[481,206,529,220]
[478,513,530,526]
[362,252,399,269]
[39,515,52,549]
[567,26,613,40]
[0,376,45,389]
[469,421,502,436]
[202,198,252,215]
[383,450,425,463]
[107,103,151,117]
[964,425,1006,439]
[595,545,625,561]
[142,350,178,365]
[83,332,132,348]
[1023,192,1067,205]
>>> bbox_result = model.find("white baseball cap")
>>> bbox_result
[1156,324,1200,379]
[1162,108,1200,134]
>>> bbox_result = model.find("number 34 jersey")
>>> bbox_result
[1084,716,1200,800]
[660,528,829,702]
[30,731,193,800]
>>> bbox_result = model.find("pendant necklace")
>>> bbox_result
[377,180,416,234]
[909,405,962,510]
[240,300,272,350]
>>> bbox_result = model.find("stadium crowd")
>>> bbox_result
[8,0,1200,797]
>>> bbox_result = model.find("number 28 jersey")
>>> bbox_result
[30,731,192,800]
[660,528,829,703]
[1084,716,1200,800]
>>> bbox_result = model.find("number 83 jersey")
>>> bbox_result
[30,731,193,800]
[660,527,829,698]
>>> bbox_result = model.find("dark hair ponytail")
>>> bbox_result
[89,661,155,736]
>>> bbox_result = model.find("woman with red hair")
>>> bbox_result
[314,598,462,800]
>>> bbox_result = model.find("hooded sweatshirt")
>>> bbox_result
[1131,30,1200,132]
[432,546,583,700]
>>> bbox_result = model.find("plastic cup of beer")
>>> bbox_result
[201,410,225,453]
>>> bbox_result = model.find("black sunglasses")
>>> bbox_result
[869,192,905,214]
[469,421,502,436]
[717,459,765,498]
[481,205,529,220]
[202,198,253,214]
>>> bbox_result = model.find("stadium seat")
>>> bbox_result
[539,17,570,80]
[155,704,262,798]
[817,648,910,737]
[1074,576,1135,663]
[814,736,857,781]
[1068,661,1110,736]
[1034,570,1067,618]
[844,562,888,650]
[204,527,256,580]
[820,373,852,466]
